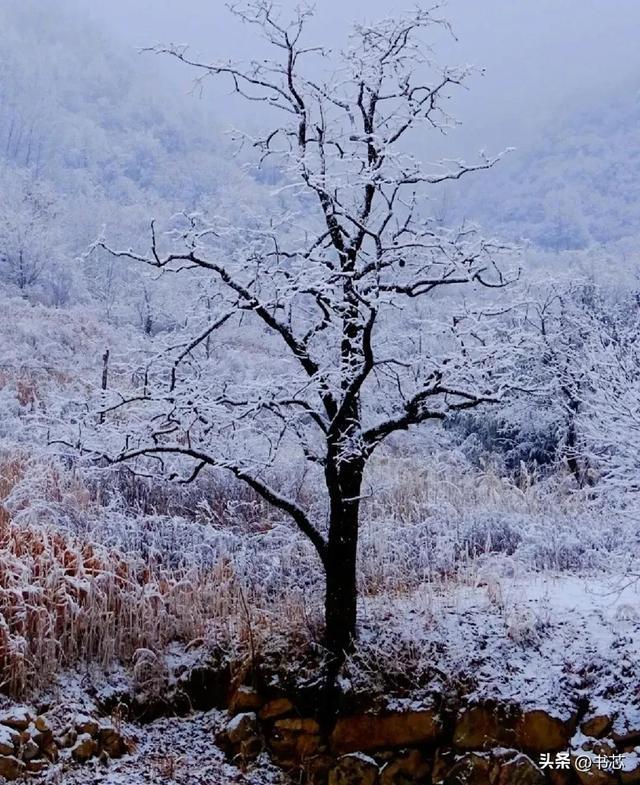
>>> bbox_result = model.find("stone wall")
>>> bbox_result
[2,661,638,784]
[219,686,640,784]
[0,706,130,781]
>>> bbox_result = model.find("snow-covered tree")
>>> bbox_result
[517,259,640,499]
[86,2,518,681]
[574,280,640,500]
[0,168,58,295]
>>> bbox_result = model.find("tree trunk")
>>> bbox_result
[324,504,359,659]
[320,477,361,729]
[322,457,363,691]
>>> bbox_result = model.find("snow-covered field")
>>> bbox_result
[19,571,638,783]
[361,571,640,718]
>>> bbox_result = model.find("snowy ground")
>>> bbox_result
[27,570,640,784]
[33,711,287,785]
[357,569,640,729]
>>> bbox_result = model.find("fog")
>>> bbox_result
[72,0,640,158]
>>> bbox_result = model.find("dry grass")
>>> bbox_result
[0,516,184,694]
[0,446,621,699]
[355,452,611,599]
[0,457,24,528]
[0,455,318,697]
[0,451,324,698]
[0,511,318,697]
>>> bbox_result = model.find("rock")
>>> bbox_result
[0,755,26,780]
[517,709,576,753]
[259,697,295,721]
[219,712,262,761]
[41,741,59,763]
[270,718,322,764]
[306,754,336,785]
[34,726,54,747]
[226,712,259,745]
[34,715,52,733]
[612,720,640,746]
[443,752,497,785]
[71,733,98,763]
[0,725,18,756]
[98,724,128,758]
[331,711,442,754]
[453,703,520,750]
[33,724,56,762]
[575,737,617,757]
[274,718,320,734]
[497,753,546,785]
[0,707,31,731]
[329,753,379,785]
[22,738,40,761]
[574,765,618,785]
[547,773,573,785]
[567,734,620,783]
[432,749,456,784]
[621,749,640,785]
[26,759,48,774]
[229,686,263,715]
[75,715,99,737]
[581,715,613,739]
[380,749,431,784]
[56,727,78,748]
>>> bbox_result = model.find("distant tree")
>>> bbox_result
[89,1,517,694]
[516,265,640,498]
[524,282,594,486]
[571,281,640,499]
[0,169,56,294]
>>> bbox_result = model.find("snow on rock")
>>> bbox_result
[329,753,379,785]
[30,711,288,785]
[71,733,98,764]
[0,706,32,731]
[0,724,19,756]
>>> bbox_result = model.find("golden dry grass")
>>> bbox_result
[0,447,609,698]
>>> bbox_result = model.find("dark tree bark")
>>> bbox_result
[324,462,363,659]
[321,448,364,725]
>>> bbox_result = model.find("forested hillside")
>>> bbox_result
[0,0,258,319]
[454,88,640,249]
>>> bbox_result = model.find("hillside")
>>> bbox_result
[0,0,259,314]
[452,87,640,250]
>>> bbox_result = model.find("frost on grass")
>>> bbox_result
[353,571,640,720]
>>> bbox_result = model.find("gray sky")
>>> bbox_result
[74,0,640,158]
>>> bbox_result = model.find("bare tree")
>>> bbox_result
[525,284,593,487]
[90,2,516,677]
[0,168,56,294]
[568,279,640,498]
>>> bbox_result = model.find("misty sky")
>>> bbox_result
[73,0,640,159]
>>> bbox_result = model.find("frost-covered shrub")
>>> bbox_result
[447,409,565,477]
[0,515,215,696]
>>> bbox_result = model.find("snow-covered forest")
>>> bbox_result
[1,1,639,783]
